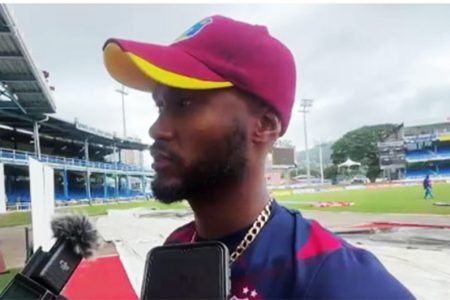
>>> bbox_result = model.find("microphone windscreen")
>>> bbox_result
[51,214,99,258]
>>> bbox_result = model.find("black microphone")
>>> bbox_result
[0,215,99,300]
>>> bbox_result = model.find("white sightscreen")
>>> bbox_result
[0,163,5,213]
[29,157,55,251]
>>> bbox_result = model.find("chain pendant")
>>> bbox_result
[229,198,273,264]
[190,199,274,265]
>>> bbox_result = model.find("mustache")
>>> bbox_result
[149,142,183,165]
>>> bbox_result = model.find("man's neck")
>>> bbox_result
[188,174,270,240]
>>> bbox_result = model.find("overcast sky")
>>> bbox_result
[8,4,450,150]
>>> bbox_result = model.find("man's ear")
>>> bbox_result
[253,110,282,144]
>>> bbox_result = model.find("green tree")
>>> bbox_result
[331,124,399,182]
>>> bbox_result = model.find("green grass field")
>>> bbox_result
[277,183,450,214]
[0,184,449,228]
[0,269,19,292]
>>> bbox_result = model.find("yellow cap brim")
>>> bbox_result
[103,41,233,92]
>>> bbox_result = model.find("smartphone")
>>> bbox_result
[141,241,231,300]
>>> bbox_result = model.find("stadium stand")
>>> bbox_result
[379,122,450,180]
[0,4,153,210]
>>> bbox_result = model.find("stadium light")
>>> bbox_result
[299,99,314,186]
[115,85,129,138]
[315,139,325,185]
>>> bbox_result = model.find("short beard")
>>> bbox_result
[151,121,248,204]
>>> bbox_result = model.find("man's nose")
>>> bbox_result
[149,116,174,141]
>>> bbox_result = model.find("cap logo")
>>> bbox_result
[175,17,212,42]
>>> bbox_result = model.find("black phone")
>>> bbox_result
[141,241,231,300]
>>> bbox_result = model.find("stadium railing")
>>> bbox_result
[0,147,152,173]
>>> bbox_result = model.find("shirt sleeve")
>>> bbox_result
[303,247,416,299]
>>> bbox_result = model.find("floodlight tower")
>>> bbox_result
[299,99,314,185]
[115,85,129,138]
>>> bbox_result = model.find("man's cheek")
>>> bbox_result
[189,110,231,133]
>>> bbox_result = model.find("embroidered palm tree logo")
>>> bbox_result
[175,17,213,42]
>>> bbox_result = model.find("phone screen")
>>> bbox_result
[141,242,230,300]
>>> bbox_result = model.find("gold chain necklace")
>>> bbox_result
[191,198,274,264]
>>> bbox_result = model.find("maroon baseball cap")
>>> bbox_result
[103,15,296,134]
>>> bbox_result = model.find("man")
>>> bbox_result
[103,15,414,299]
[423,174,433,199]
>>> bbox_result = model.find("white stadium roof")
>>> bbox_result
[0,3,56,116]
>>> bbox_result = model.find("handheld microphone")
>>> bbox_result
[0,215,99,300]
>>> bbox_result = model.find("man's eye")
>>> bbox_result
[179,98,192,108]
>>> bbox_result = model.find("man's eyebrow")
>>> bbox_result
[152,88,181,102]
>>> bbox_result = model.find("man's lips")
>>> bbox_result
[151,151,175,171]
[152,158,173,171]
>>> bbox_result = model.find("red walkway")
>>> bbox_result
[63,255,138,300]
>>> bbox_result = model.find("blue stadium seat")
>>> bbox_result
[405,169,435,178]
[436,148,450,158]
[406,150,434,161]
[440,168,450,175]
[6,190,31,203]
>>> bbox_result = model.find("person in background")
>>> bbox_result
[423,174,433,199]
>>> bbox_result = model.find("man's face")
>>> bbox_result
[149,85,251,203]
